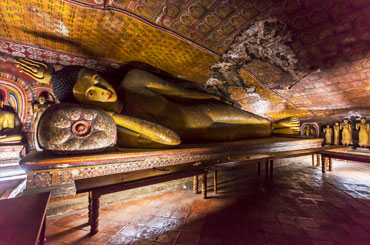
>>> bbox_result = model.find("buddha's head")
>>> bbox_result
[38,96,46,105]
[335,122,339,126]
[361,118,366,123]
[52,66,117,104]
[343,119,349,124]
[326,124,330,128]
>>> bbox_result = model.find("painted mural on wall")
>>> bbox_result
[0,57,56,149]
[0,0,369,122]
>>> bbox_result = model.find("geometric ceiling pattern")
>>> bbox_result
[0,0,369,120]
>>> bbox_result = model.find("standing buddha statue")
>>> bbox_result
[333,122,340,145]
[340,119,352,146]
[323,125,332,145]
[356,118,369,148]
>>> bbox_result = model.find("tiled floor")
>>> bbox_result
[46,156,370,244]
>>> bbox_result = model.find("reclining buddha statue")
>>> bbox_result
[0,101,22,144]
[16,57,300,148]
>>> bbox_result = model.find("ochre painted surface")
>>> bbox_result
[0,59,55,148]
[0,0,369,120]
[0,0,218,83]
[234,69,312,120]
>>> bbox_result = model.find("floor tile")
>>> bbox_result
[44,156,370,244]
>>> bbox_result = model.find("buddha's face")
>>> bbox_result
[361,118,366,123]
[343,119,349,124]
[0,112,15,130]
[38,96,46,105]
[73,68,117,103]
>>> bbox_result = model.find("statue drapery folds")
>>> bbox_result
[16,57,300,150]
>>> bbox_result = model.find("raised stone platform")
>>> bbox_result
[0,144,26,180]
[21,137,323,197]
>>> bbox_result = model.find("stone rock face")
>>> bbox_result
[205,18,307,103]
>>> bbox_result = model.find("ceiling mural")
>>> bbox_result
[0,0,218,83]
[0,0,369,120]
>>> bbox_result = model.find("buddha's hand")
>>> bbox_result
[109,112,181,146]
[15,57,54,84]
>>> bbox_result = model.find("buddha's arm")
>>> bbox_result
[0,135,22,143]
[107,112,181,146]
[146,81,231,104]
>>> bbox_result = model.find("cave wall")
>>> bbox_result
[0,0,369,135]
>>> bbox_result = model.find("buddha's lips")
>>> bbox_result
[108,93,113,99]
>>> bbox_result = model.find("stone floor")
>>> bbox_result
[45,156,370,244]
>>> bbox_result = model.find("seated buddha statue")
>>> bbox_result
[0,101,22,144]
[16,57,300,148]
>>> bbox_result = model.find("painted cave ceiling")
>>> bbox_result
[0,0,369,120]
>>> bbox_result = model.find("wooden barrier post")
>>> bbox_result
[329,158,333,171]
[312,154,315,166]
[193,176,198,194]
[201,172,207,199]
[269,159,274,182]
[316,154,321,167]
[321,155,326,173]
[89,191,100,235]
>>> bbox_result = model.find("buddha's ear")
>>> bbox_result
[92,74,99,84]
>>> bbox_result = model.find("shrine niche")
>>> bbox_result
[300,122,319,137]
[0,58,56,149]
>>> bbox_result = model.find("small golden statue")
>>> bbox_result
[304,124,315,137]
[333,122,340,145]
[32,96,50,126]
[356,118,369,147]
[0,101,22,144]
[340,119,352,146]
[323,125,332,145]
[16,58,301,148]
[32,95,53,150]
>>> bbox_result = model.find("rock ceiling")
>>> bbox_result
[0,0,369,120]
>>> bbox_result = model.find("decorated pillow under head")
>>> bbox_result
[37,103,117,155]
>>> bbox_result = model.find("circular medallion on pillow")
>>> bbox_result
[37,103,117,155]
